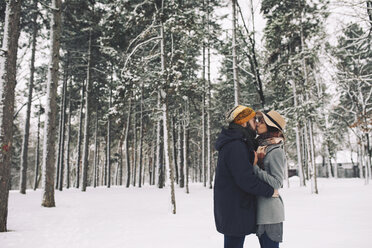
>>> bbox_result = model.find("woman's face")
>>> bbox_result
[256,115,268,134]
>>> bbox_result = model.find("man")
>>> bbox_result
[214,105,279,248]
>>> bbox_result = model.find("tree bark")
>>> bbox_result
[81,28,93,192]
[202,0,206,187]
[93,109,99,188]
[178,121,184,188]
[232,0,239,105]
[160,4,176,212]
[138,85,144,187]
[183,123,189,194]
[57,60,68,191]
[55,74,64,190]
[309,120,318,193]
[42,0,62,207]
[206,8,213,189]
[124,99,132,188]
[75,81,85,188]
[291,76,305,186]
[19,0,38,194]
[172,116,178,184]
[162,98,176,213]
[0,0,22,231]
[65,88,72,188]
[132,108,137,187]
[33,107,41,190]
[156,93,163,188]
[107,85,112,188]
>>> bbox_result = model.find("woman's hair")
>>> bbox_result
[267,125,284,138]
[267,126,280,133]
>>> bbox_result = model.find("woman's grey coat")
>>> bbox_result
[253,144,285,224]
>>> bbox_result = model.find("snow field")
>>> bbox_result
[1,178,371,248]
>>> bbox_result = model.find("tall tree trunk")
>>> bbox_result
[157,134,164,188]
[142,152,147,185]
[104,136,107,185]
[178,122,184,188]
[41,0,62,207]
[365,134,371,182]
[325,114,333,178]
[156,93,162,188]
[138,85,144,187]
[304,120,312,187]
[362,137,370,184]
[124,99,132,188]
[290,67,305,186]
[57,60,68,191]
[300,5,313,188]
[357,144,363,179]
[0,0,22,231]
[149,139,155,185]
[172,116,178,184]
[232,0,239,105]
[201,0,206,188]
[206,7,213,189]
[107,85,112,188]
[65,88,72,188]
[19,0,38,194]
[33,106,41,190]
[325,141,332,178]
[309,120,318,193]
[81,28,92,192]
[75,82,85,188]
[55,70,65,190]
[132,109,137,187]
[198,146,202,183]
[118,143,123,186]
[160,5,176,213]
[93,110,99,188]
[183,123,189,194]
[162,98,176,213]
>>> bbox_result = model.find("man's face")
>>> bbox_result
[248,118,256,131]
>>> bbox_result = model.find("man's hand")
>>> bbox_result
[272,189,279,198]
[253,151,258,166]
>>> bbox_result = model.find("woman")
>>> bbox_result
[253,110,286,248]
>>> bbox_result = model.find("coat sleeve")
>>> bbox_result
[253,148,285,189]
[225,141,274,198]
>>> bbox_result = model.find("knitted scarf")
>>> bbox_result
[256,132,284,169]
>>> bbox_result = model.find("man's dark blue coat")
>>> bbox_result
[213,126,274,237]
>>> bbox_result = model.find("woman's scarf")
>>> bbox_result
[256,132,284,169]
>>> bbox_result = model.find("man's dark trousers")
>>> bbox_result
[224,235,245,248]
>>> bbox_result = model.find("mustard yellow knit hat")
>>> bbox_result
[225,105,256,125]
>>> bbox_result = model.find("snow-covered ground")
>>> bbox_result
[1,177,371,248]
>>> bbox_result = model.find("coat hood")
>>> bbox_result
[214,128,244,151]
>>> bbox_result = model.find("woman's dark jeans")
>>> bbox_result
[258,232,279,248]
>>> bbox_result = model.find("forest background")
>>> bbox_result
[0,0,371,232]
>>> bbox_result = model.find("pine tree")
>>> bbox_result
[0,0,22,232]
[261,0,329,190]
[42,0,62,208]
[333,23,372,183]
[19,0,39,194]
